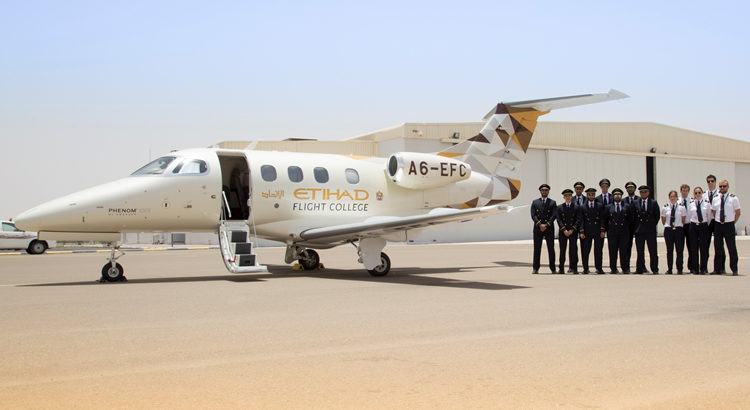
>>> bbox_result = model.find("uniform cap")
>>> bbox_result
[561,188,573,195]
[638,185,650,191]
[612,188,623,195]
[625,181,636,189]
[539,183,550,190]
[573,181,585,188]
[585,187,597,193]
[599,178,611,187]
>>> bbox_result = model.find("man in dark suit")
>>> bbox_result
[622,181,639,267]
[578,187,605,274]
[557,189,579,274]
[530,184,557,274]
[634,185,661,274]
[595,178,612,271]
[604,188,632,273]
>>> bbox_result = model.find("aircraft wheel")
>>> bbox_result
[101,263,125,282]
[368,252,391,277]
[298,249,320,270]
[27,240,48,255]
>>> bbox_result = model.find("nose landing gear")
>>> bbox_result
[99,243,127,283]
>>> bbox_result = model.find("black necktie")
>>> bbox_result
[720,194,726,222]
[643,200,646,210]
[670,204,676,226]
[696,200,703,223]
[710,191,714,203]
[616,203,620,213]
[683,199,687,208]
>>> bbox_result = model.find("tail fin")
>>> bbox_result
[439,89,628,207]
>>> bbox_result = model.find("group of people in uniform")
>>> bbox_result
[530,175,742,275]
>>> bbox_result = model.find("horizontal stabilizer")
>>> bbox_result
[483,89,628,120]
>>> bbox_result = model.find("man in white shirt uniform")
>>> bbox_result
[705,174,718,271]
[711,180,742,275]
[661,190,688,274]
[688,187,712,274]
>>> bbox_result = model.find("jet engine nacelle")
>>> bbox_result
[387,152,471,190]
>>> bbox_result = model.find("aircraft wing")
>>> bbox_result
[299,204,511,242]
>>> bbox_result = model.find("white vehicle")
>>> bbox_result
[0,220,54,254]
[14,90,626,281]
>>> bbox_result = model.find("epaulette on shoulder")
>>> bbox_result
[730,193,735,197]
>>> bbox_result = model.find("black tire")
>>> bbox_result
[368,253,391,277]
[298,249,320,270]
[101,262,125,282]
[27,240,48,255]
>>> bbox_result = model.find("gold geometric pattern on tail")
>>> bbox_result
[439,104,547,207]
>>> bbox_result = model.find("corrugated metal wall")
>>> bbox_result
[547,150,646,195]
[654,157,735,203]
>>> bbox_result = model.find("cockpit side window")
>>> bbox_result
[131,156,177,175]
[172,159,208,175]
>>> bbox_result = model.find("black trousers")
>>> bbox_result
[608,231,630,271]
[664,227,685,272]
[533,227,556,271]
[714,222,738,273]
[635,232,659,273]
[581,233,603,271]
[683,224,695,271]
[688,223,710,272]
[626,230,636,268]
[558,230,578,271]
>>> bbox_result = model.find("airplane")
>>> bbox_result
[14,90,627,282]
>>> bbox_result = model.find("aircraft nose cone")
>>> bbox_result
[13,209,38,232]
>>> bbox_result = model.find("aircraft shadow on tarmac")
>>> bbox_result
[20,265,529,291]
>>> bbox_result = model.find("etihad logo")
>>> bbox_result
[294,188,369,201]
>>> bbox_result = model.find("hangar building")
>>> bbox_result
[125,121,750,244]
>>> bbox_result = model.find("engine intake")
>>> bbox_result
[387,152,471,190]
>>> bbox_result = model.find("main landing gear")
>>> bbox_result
[285,239,391,277]
[99,243,127,283]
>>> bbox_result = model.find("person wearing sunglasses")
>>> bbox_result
[711,180,741,275]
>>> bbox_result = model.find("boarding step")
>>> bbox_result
[233,242,253,255]
[237,254,256,267]
[231,231,247,243]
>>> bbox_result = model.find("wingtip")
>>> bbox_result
[607,89,630,99]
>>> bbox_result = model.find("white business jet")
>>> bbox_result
[14,90,627,281]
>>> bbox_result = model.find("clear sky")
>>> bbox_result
[1,0,748,218]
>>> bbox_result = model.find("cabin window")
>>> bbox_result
[131,156,176,175]
[261,165,277,182]
[345,168,359,184]
[288,166,304,183]
[314,167,329,183]
[172,159,208,175]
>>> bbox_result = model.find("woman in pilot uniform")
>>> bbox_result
[661,190,688,274]
[688,186,712,274]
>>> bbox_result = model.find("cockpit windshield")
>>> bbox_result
[131,156,177,175]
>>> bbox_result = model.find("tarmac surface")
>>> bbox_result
[1,240,749,408]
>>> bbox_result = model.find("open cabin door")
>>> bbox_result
[216,152,266,273]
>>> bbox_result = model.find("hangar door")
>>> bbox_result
[654,157,735,204]
[547,150,646,196]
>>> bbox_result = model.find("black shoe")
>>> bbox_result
[532,270,539,274]
[622,270,630,274]
[550,268,557,274]
[689,270,696,274]
[556,269,564,274]
[652,271,659,275]
[573,271,579,274]
[567,269,574,273]
[596,270,605,274]
[582,270,589,274]
[732,271,738,276]
[634,270,644,274]
[611,269,620,274]
[666,270,672,275]
[710,271,721,275]
[677,270,683,275]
